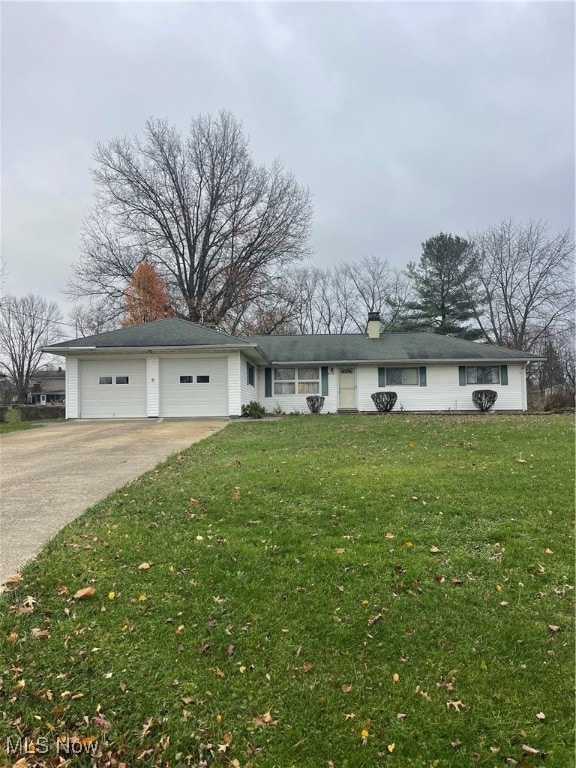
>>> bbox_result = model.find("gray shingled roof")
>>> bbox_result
[46,318,541,363]
[48,318,254,349]
[246,333,538,363]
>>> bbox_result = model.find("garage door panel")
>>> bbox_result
[80,360,146,418]
[160,358,228,417]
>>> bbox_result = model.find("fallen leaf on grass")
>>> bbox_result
[452,578,463,586]
[252,711,278,727]
[58,585,68,595]
[74,587,95,600]
[392,673,400,683]
[522,744,545,757]
[334,547,346,554]
[385,532,395,539]
[20,596,37,613]
[226,644,235,657]
[140,717,154,741]
[429,546,440,553]
[7,632,18,642]
[446,699,464,712]
[536,711,546,720]
[2,573,22,586]
[138,562,151,571]
[213,667,225,678]
[387,743,395,753]
[93,715,111,731]
[547,624,561,633]
[30,627,51,639]
[12,759,28,768]
[342,684,352,693]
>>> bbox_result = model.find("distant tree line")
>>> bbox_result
[1,111,573,405]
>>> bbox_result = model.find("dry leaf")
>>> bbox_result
[452,578,463,586]
[213,667,225,678]
[74,586,95,600]
[21,596,37,612]
[405,541,414,548]
[430,546,440,553]
[302,662,314,673]
[7,632,18,642]
[58,585,68,595]
[387,743,396,753]
[446,699,464,712]
[30,627,51,639]
[140,717,154,741]
[2,573,22,586]
[522,744,544,757]
[547,624,561,633]
[536,711,546,720]
[93,714,111,731]
[392,673,400,683]
[138,562,151,571]
[335,547,346,554]
[252,710,277,727]
[12,759,29,768]
[385,532,395,539]
[342,684,352,693]
[226,644,235,657]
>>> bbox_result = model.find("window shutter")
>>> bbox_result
[264,368,272,397]
[419,367,427,386]
[459,366,466,386]
[378,367,386,387]
[321,366,329,396]
[500,365,508,385]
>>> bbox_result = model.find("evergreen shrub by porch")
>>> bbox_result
[241,401,266,419]
[306,395,325,414]
[472,389,498,412]
[371,391,398,413]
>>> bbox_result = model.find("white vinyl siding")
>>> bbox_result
[240,355,257,410]
[65,357,79,419]
[160,357,228,417]
[359,364,525,411]
[146,357,160,417]
[79,359,147,418]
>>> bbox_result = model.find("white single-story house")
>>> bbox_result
[45,314,542,419]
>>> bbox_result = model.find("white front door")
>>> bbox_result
[339,367,357,409]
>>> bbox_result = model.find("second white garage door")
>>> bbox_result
[160,357,228,417]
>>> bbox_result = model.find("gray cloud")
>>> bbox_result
[1,1,573,320]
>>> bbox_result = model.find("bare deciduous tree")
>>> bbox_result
[0,295,63,402]
[68,112,313,325]
[468,219,575,352]
[68,299,121,338]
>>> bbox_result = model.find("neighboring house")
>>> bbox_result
[27,368,66,405]
[44,315,543,419]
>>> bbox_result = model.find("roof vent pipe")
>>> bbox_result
[367,311,381,339]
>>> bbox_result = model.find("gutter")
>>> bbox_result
[265,358,545,365]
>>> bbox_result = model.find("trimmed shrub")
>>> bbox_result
[472,390,498,412]
[3,408,22,424]
[0,405,65,422]
[371,391,398,413]
[241,401,266,419]
[306,395,325,414]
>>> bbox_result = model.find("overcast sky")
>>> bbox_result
[1,1,574,330]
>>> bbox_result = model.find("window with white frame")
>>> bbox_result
[378,367,419,386]
[466,366,500,385]
[247,362,255,387]
[274,367,320,395]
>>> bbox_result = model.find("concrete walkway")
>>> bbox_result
[0,419,228,585]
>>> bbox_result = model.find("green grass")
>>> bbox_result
[0,421,47,434]
[0,415,573,767]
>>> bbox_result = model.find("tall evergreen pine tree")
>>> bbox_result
[403,233,482,340]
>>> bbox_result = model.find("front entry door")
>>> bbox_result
[339,367,357,409]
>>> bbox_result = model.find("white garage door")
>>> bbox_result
[79,359,147,418]
[160,357,228,417]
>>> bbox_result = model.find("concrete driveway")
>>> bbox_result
[0,419,228,585]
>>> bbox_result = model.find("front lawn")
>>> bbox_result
[1,415,573,767]
[0,422,43,434]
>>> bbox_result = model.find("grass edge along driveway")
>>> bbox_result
[0,414,573,768]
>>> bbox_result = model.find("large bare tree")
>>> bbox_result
[468,219,574,352]
[68,112,313,324]
[0,295,63,402]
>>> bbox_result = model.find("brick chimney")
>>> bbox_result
[367,311,381,339]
